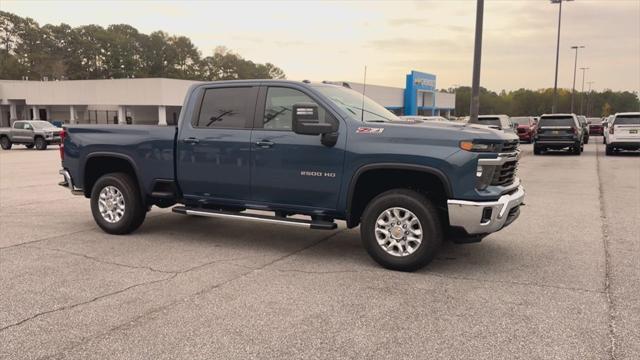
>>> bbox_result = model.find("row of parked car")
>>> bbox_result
[400,112,639,156]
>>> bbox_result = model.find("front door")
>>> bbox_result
[250,86,345,211]
[176,85,258,205]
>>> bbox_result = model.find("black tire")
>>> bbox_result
[533,145,542,155]
[0,136,11,150]
[25,144,35,149]
[584,137,589,144]
[34,137,47,150]
[572,144,581,155]
[360,189,442,272]
[605,145,614,156]
[90,173,146,235]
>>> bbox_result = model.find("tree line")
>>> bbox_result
[448,86,639,118]
[0,11,285,81]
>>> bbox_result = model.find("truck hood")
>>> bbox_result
[374,120,517,142]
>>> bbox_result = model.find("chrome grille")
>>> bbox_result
[491,160,518,187]
[501,140,519,153]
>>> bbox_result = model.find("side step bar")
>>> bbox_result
[172,206,337,230]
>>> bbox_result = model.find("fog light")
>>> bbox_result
[476,165,483,177]
[481,207,493,224]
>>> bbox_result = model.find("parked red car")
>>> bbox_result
[588,117,604,135]
[510,116,537,143]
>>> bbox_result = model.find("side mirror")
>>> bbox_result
[292,103,334,135]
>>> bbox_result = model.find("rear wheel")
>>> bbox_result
[35,137,47,150]
[90,173,146,234]
[605,145,614,156]
[0,136,11,150]
[360,189,442,272]
[572,144,581,155]
[533,145,542,155]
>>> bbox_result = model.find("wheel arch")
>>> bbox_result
[345,163,452,228]
[83,152,144,200]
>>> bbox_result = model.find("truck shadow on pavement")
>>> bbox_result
[133,212,517,275]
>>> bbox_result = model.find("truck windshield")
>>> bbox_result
[30,121,58,129]
[472,117,501,128]
[614,116,640,125]
[510,117,529,125]
[539,117,574,127]
[312,85,400,122]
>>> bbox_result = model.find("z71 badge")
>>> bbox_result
[356,127,384,134]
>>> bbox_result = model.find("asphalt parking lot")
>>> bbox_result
[1,139,638,360]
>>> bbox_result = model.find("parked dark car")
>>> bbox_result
[533,114,584,155]
[577,115,590,144]
[510,116,537,143]
[58,80,525,272]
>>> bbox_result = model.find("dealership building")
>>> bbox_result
[0,70,454,127]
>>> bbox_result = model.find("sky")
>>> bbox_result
[2,0,639,92]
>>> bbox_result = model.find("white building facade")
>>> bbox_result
[0,71,455,127]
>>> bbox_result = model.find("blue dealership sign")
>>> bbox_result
[404,70,436,115]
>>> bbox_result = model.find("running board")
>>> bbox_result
[172,206,337,230]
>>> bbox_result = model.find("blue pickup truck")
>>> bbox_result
[59,80,524,271]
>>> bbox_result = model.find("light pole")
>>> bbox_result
[570,45,584,113]
[579,67,589,115]
[469,0,484,122]
[586,81,594,117]
[550,0,574,113]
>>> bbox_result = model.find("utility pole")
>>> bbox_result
[579,67,589,115]
[470,0,484,122]
[570,45,584,113]
[550,0,574,113]
[586,81,594,117]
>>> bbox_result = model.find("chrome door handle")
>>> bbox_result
[255,140,274,148]
[183,137,200,144]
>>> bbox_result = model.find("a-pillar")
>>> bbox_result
[32,106,40,120]
[117,106,126,124]
[158,105,167,126]
[69,106,77,124]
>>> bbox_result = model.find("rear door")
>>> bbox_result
[176,85,258,205]
[250,86,345,211]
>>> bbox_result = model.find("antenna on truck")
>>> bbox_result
[361,65,367,122]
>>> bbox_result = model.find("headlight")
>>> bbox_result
[459,140,499,152]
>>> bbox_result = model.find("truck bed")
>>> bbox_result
[62,125,176,195]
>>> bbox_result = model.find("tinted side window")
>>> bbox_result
[263,87,326,131]
[13,122,24,129]
[195,87,255,129]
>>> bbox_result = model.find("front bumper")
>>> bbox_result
[59,169,83,195]
[447,185,525,235]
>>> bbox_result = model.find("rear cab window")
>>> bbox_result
[474,117,501,128]
[538,116,575,127]
[194,87,257,129]
[613,115,640,125]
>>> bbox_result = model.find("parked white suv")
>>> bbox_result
[605,112,640,155]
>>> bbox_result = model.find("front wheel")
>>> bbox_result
[605,145,614,156]
[360,189,442,272]
[35,137,47,150]
[0,136,12,150]
[90,173,146,234]
[533,145,542,155]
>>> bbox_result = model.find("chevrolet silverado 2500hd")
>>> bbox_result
[58,80,525,271]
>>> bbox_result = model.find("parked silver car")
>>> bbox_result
[0,120,62,150]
